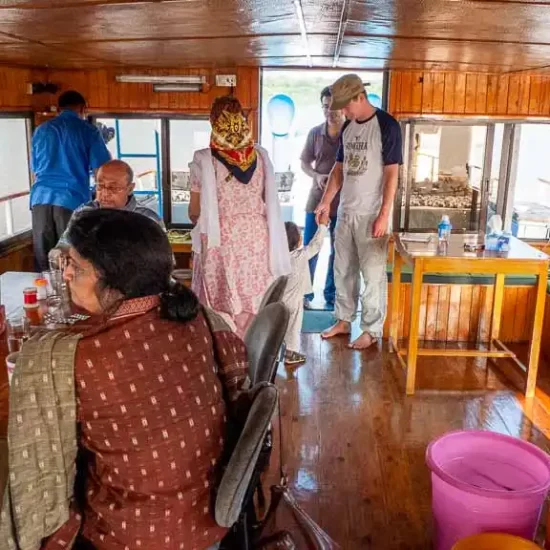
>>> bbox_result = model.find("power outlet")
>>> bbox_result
[216,74,237,87]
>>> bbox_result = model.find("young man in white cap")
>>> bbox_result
[315,74,402,349]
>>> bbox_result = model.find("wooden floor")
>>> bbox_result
[273,331,550,550]
[2,327,550,548]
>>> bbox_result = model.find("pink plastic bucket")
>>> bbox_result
[426,430,550,550]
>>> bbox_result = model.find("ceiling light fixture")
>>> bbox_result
[293,0,312,68]
[116,75,206,85]
[152,83,204,92]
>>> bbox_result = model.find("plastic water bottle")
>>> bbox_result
[438,215,452,243]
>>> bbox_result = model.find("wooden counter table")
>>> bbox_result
[390,233,549,397]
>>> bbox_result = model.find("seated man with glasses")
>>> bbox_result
[49,159,164,266]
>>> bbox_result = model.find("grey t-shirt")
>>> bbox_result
[336,109,402,215]
[300,122,341,215]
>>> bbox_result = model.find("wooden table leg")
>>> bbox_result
[490,273,505,343]
[406,259,423,395]
[390,251,403,351]
[526,266,548,398]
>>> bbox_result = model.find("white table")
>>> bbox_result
[0,272,40,317]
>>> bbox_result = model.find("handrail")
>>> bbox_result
[0,190,29,204]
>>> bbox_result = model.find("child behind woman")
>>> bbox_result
[282,213,329,365]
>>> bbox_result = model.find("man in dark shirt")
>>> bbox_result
[300,86,345,309]
[49,159,165,265]
[30,90,111,270]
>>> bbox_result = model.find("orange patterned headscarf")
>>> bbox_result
[209,97,257,183]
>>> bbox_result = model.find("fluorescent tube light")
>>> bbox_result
[293,0,312,68]
[116,75,205,84]
[153,83,203,92]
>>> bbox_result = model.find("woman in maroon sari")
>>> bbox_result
[46,209,248,549]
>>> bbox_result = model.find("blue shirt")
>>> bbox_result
[30,110,111,211]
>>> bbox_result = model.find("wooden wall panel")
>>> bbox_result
[389,71,550,118]
[0,66,260,136]
[486,75,498,115]
[454,73,467,114]
[0,67,35,111]
[542,79,550,115]
[507,75,521,115]
[421,73,434,113]
[0,237,34,274]
[37,68,259,114]
[383,283,538,343]
[465,73,477,114]
[443,72,456,114]
[529,76,542,115]
[475,74,488,114]
[432,73,445,113]
[411,71,423,113]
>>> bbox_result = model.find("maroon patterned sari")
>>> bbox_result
[43,296,248,550]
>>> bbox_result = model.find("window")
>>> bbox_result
[0,116,32,239]
[169,118,211,224]
[486,123,505,229]
[509,123,550,240]
[261,69,386,224]
[94,117,163,217]
[399,121,495,232]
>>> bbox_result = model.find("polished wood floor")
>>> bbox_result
[273,331,550,550]
[2,325,550,548]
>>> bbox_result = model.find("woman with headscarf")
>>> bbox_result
[189,96,291,338]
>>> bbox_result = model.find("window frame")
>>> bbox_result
[0,111,34,248]
[259,68,390,144]
[499,119,550,241]
[165,115,212,229]
[394,116,550,242]
[83,109,550,242]
[88,113,165,219]
[395,117,500,234]
[393,116,528,234]
[88,112,212,230]
[259,68,388,225]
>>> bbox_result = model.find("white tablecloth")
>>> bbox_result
[0,272,40,317]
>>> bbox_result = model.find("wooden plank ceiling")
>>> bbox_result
[1,0,550,72]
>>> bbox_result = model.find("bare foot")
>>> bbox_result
[321,320,351,339]
[348,332,377,350]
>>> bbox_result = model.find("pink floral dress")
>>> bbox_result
[191,155,273,337]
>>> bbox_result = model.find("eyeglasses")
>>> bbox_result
[96,184,128,194]
[63,255,93,279]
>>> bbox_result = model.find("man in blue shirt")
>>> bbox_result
[30,90,111,270]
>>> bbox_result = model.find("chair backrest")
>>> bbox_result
[258,276,288,311]
[215,382,279,528]
[244,302,289,385]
